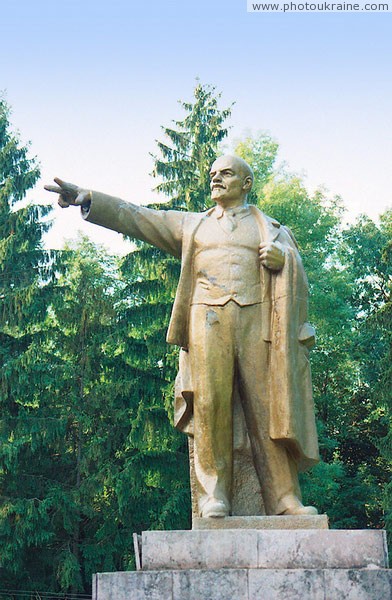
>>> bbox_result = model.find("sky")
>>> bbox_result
[1,0,391,254]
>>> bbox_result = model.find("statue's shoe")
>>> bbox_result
[201,499,229,518]
[281,505,318,516]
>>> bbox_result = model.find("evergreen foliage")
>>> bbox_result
[3,235,156,593]
[0,98,53,330]
[0,97,58,591]
[151,82,232,211]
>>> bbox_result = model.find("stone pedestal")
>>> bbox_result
[93,520,391,599]
[193,514,329,530]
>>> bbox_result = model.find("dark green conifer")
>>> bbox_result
[0,97,58,590]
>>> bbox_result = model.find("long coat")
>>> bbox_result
[84,192,320,471]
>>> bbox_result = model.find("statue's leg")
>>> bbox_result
[189,303,235,517]
[235,303,303,515]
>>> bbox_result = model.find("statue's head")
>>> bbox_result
[209,155,253,207]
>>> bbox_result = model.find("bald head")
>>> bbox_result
[211,155,254,181]
[209,155,253,208]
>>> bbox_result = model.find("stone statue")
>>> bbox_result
[45,155,319,519]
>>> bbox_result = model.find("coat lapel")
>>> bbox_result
[250,205,281,242]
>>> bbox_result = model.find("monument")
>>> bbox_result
[46,156,391,599]
[46,154,319,518]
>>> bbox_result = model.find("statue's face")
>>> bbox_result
[209,156,249,206]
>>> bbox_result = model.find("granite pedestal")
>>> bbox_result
[92,517,391,599]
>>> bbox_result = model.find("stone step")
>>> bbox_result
[142,529,388,570]
[193,514,329,530]
[93,568,392,600]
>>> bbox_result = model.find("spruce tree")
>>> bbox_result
[0,98,58,590]
[151,81,232,212]
[1,233,139,593]
[0,98,52,329]
[31,238,135,592]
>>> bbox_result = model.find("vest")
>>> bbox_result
[191,209,262,306]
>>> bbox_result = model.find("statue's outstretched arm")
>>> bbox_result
[45,178,184,258]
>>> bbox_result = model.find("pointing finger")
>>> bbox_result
[53,177,79,191]
[44,185,63,194]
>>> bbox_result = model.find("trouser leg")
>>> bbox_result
[189,303,235,515]
[235,303,301,515]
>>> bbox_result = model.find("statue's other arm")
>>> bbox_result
[259,240,285,271]
[45,179,184,258]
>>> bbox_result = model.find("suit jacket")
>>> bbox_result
[84,192,320,471]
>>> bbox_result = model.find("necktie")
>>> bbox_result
[220,211,237,233]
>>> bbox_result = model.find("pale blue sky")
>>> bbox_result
[2,0,391,253]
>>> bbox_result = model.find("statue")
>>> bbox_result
[45,155,319,518]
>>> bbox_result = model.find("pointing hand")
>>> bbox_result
[44,178,91,208]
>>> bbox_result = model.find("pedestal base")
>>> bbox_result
[93,568,392,600]
[93,527,391,599]
[142,529,387,571]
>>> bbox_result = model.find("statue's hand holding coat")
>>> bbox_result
[259,241,285,271]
